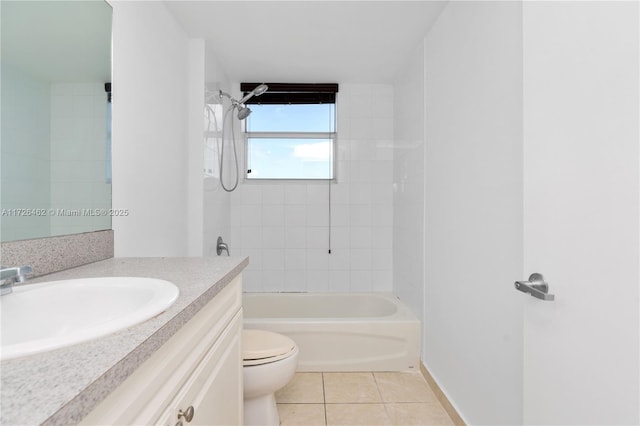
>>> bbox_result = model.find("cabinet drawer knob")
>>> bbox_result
[178,406,195,422]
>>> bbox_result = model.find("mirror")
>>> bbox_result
[1,1,112,242]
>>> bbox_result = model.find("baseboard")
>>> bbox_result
[419,362,466,426]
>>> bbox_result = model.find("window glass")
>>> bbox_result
[245,101,336,180]
[247,138,334,179]
[247,104,335,133]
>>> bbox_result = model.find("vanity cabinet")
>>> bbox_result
[81,275,243,426]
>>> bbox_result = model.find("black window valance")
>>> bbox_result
[240,83,339,105]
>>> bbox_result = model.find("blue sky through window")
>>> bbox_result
[247,104,335,133]
[246,104,335,179]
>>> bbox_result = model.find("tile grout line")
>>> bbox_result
[373,372,398,426]
[321,372,328,426]
[371,372,384,402]
[277,371,454,425]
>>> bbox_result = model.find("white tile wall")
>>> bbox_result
[0,69,111,241]
[50,83,111,236]
[392,40,427,322]
[231,84,394,292]
[203,76,232,256]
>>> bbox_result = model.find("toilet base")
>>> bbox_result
[244,393,279,426]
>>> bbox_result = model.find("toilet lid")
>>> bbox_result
[242,329,296,364]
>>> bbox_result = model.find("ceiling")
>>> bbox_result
[165,1,447,84]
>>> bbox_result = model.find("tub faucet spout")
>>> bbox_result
[216,236,230,256]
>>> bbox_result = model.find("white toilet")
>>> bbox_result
[242,329,299,426]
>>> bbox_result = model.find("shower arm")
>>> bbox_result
[219,90,240,106]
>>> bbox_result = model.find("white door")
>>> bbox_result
[522,2,639,424]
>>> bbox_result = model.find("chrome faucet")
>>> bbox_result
[216,236,229,256]
[1,265,33,295]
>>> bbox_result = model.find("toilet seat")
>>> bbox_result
[243,329,296,366]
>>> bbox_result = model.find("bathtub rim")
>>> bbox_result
[242,292,418,321]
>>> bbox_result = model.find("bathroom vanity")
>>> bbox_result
[0,256,248,426]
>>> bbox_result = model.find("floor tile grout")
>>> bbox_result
[321,372,327,425]
[372,371,393,424]
[277,371,455,426]
[371,372,385,405]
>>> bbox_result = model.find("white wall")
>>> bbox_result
[396,2,638,425]
[186,39,205,256]
[231,84,394,292]
[392,40,426,326]
[422,2,524,424]
[112,1,199,256]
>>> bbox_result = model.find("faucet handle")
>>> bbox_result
[16,265,33,282]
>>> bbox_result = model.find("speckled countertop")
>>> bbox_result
[0,256,248,426]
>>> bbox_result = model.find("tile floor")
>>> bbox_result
[275,372,455,426]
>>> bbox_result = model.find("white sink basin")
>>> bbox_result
[0,277,179,360]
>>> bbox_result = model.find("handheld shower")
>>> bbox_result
[238,83,269,105]
[218,84,268,120]
[214,84,269,192]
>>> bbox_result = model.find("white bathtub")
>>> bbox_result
[242,292,421,372]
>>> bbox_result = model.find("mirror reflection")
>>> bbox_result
[1,0,112,242]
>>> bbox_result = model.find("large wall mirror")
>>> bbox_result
[1,1,112,242]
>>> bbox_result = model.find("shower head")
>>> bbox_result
[236,105,252,120]
[238,84,269,104]
[219,85,266,120]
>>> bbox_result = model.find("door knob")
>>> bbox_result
[515,273,555,301]
[178,406,194,422]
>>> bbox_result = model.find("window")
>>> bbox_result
[242,83,338,180]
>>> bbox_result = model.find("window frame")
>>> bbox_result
[241,83,338,182]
